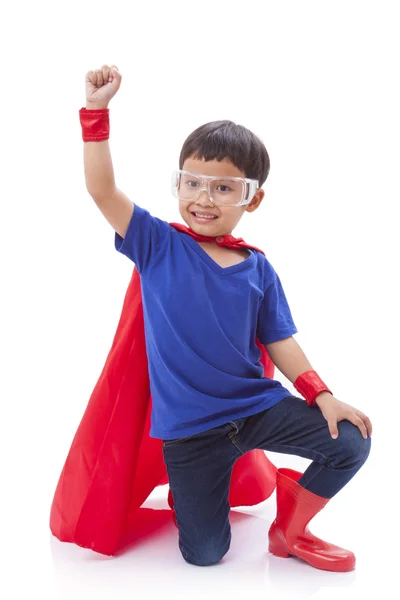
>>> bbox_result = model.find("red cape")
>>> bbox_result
[50,227,278,555]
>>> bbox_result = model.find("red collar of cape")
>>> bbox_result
[170,222,266,254]
[50,223,277,556]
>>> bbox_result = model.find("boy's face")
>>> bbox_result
[178,157,264,237]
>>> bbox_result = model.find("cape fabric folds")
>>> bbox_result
[50,225,278,556]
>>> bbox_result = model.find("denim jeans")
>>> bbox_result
[162,395,371,566]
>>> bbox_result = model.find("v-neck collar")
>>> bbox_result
[179,232,256,275]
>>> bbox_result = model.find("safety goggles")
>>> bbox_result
[171,169,259,207]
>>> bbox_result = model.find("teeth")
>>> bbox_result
[194,213,215,219]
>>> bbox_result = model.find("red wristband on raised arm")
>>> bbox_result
[293,370,332,407]
[79,107,110,142]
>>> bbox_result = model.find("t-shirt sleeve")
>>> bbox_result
[256,274,298,344]
[114,204,172,273]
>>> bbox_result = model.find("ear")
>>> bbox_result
[245,188,264,213]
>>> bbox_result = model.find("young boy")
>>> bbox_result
[80,64,372,572]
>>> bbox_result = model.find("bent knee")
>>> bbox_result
[180,537,230,567]
[336,421,371,468]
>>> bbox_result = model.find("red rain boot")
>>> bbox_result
[168,488,177,527]
[268,468,355,572]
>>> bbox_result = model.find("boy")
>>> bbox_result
[80,64,372,572]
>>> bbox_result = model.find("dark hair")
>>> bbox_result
[179,120,270,187]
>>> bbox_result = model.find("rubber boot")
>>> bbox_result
[268,468,355,572]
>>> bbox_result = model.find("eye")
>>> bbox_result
[186,180,200,188]
[216,185,232,192]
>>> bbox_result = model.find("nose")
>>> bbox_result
[194,188,214,206]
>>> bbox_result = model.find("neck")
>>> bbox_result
[188,226,233,238]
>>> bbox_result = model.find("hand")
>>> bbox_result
[315,392,372,440]
[85,64,122,109]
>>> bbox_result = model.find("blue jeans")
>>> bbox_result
[162,395,371,567]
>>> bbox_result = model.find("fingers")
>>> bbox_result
[355,410,373,437]
[101,64,111,83]
[85,69,96,84]
[109,65,122,92]
[110,64,121,81]
[327,419,339,440]
[348,413,368,439]
[85,69,103,87]
[95,68,104,87]
[86,65,120,87]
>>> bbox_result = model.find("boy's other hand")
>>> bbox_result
[315,393,372,440]
[85,64,122,110]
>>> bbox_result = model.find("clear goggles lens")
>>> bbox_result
[171,170,258,206]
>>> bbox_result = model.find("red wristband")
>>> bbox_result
[293,370,332,407]
[79,107,110,141]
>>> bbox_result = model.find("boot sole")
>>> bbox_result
[269,535,356,572]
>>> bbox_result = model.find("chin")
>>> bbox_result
[180,208,226,235]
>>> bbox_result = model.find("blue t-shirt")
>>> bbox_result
[115,204,298,440]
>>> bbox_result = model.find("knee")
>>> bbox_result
[180,535,231,567]
[335,421,371,469]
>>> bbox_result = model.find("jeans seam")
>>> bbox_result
[162,435,193,449]
[228,435,245,456]
[266,443,329,465]
[298,462,325,488]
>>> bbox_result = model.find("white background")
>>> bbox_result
[1,1,399,598]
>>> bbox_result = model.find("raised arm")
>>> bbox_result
[83,64,133,239]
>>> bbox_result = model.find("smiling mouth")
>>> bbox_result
[191,212,218,220]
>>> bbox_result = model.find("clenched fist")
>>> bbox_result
[85,64,122,110]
